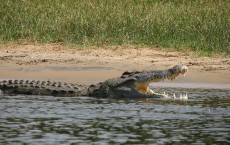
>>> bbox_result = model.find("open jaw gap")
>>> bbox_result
[139,70,188,100]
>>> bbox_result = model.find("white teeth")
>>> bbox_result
[178,93,188,99]
[159,93,188,100]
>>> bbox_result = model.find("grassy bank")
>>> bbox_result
[0,0,229,55]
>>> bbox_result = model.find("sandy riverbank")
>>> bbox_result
[0,43,229,88]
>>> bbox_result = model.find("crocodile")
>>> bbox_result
[0,65,188,99]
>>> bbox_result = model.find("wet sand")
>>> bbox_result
[0,43,229,88]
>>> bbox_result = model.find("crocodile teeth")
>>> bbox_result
[173,94,176,99]
[178,93,188,99]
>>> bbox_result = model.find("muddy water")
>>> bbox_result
[0,87,229,145]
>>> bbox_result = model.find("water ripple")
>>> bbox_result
[0,88,229,144]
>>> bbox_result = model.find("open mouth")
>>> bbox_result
[145,66,189,99]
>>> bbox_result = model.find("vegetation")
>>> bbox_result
[0,0,229,55]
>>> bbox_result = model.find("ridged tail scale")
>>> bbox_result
[0,80,88,97]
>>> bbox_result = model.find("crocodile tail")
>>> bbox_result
[0,79,88,97]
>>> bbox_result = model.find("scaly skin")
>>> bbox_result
[0,65,188,99]
[0,80,88,97]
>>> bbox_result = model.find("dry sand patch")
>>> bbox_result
[0,43,229,87]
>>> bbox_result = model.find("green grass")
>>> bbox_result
[0,0,229,55]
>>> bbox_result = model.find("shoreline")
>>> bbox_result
[0,43,229,87]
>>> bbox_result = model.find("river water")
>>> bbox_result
[0,87,229,145]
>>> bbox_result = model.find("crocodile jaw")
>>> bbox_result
[167,65,188,81]
[147,65,188,83]
[135,65,188,98]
